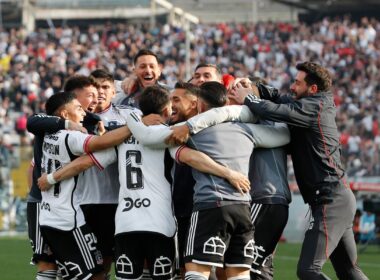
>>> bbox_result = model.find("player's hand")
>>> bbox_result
[38,173,52,192]
[121,74,138,94]
[67,121,87,133]
[231,77,252,89]
[229,83,253,105]
[165,125,190,146]
[225,169,250,195]
[97,121,106,135]
[142,114,164,126]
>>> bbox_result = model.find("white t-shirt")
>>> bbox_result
[40,130,93,231]
[91,125,176,237]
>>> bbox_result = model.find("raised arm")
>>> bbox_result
[38,148,117,191]
[27,114,65,135]
[169,146,250,194]
[167,105,257,145]
[244,94,315,128]
[245,123,290,148]
[85,125,131,153]
[186,105,257,134]
[125,111,173,148]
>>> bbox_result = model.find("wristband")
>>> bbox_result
[47,173,57,185]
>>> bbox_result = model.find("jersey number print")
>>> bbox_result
[126,150,143,189]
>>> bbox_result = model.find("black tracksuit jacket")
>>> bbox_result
[244,85,346,205]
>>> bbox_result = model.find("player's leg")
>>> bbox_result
[329,227,369,280]
[329,188,368,280]
[176,216,191,279]
[114,232,145,280]
[297,186,359,280]
[81,204,117,278]
[224,205,254,280]
[41,225,105,280]
[184,209,227,280]
[27,202,58,280]
[250,203,289,280]
[146,233,175,280]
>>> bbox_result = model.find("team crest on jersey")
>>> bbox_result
[203,237,226,256]
[116,254,133,275]
[153,256,172,276]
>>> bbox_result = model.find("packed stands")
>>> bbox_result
[1,17,379,173]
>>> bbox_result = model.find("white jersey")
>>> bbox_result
[39,130,93,231]
[91,125,176,237]
[79,104,141,205]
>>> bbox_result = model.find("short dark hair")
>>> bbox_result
[195,63,222,77]
[199,81,227,108]
[139,86,170,116]
[296,62,332,92]
[63,75,97,92]
[174,81,200,97]
[90,69,114,83]
[45,91,77,116]
[133,49,159,65]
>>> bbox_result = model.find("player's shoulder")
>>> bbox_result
[113,104,142,115]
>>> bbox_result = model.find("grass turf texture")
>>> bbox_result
[0,236,378,279]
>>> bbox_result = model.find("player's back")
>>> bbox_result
[115,124,176,237]
[188,122,254,210]
[40,130,92,231]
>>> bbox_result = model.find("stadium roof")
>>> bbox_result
[273,0,380,13]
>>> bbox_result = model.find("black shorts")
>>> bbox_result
[176,216,191,267]
[27,202,55,264]
[81,204,117,258]
[40,224,104,280]
[250,203,289,276]
[115,232,175,280]
[184,204,254,269]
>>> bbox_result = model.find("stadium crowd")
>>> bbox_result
[0,16,380,176]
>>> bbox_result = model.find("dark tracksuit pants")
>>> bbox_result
[297,184,368,280]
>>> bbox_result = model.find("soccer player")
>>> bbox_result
[190,63,223,86]
[113,49,170,107]
[227,78,291,280]
[77,69,135,277]
[230,62,368,280]
[39,92,133,280]
[26,75,100,280]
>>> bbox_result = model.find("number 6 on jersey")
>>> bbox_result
[126,150,143,189]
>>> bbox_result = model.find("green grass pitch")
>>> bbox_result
[0,236,379,279]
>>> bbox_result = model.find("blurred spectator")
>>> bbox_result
[359,211,376,243]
